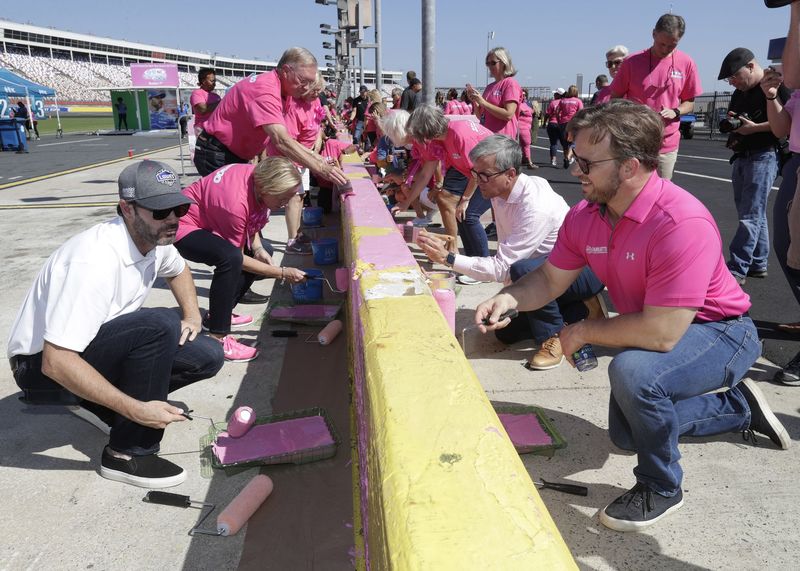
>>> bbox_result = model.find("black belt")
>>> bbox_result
[736,147,777,157]
[694,311,749,324]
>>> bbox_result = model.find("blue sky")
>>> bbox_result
[15,0,792,92]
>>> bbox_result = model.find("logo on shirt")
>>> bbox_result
[155,169,177,186]
[586,246,608,255]
[670,70,684,79]
[451,153,461,160]
[626,252,635,261]
[212,164,234,184]
[249,73,257,83]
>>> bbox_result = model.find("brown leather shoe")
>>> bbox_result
[583,293,609,321]
[527,335,565,370]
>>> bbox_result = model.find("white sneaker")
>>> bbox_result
[457,275,487,285]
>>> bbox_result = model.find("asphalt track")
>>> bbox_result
[1,128,796,368]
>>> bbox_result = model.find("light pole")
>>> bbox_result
[485,31,495,87]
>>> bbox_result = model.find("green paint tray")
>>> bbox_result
[491,403,567,457]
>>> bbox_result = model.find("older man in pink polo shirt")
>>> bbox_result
[476,100,788,533]
[610,13,702,179]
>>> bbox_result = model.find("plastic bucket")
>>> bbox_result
[312,238,339,265]
[291,268,323,303]
[302,206,324,227]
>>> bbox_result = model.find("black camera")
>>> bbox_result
[719,112,750,134]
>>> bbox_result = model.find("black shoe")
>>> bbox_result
[563,158,569,169]
[746,268,768,279]
[239,289,269,304]
[774,351,800,386]
[484,222,497,239]
[599,482,684,532]
[738,378,791,449]
[100,448,187,488]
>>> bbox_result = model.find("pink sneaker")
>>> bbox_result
[230,313,254,328]
[219,335,259,362]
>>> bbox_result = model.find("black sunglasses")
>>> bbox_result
[138,203,191,220]
[605,59,624,68]
[572,154,621,175]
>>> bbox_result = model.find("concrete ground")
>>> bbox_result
[1,141,799,571]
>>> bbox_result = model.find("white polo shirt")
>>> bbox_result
[8,217,185,357]
[452,173,569,284]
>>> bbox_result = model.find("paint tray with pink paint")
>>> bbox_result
[492,403,567,457]
[267,301,342,325]
[209,407,340,468]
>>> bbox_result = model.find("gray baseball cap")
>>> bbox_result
[117,160,193,210]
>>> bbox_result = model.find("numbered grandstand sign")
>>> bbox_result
[0,95,9,119]
[130,64,179,88]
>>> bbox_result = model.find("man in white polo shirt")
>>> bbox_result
[8,160,224,489]
[417,134,606,370]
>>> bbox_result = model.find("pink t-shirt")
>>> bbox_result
[556,97,583,124]
[783,91,800,152]
[481,76,522,137]
[203,70,298,160]
[549,171,751,322]
[189,88,221,131]
[418,119,493,177]
[545,99,560,124]
[610,48,703,153]
[518,100,533,131]
[592,85,613,105]
[176,164,268,248]
[444,100,471,115]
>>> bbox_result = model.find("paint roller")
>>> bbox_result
[317,319,343,345]
[226,406,255,438]
[533,479,588,496]
[460,309,519,355]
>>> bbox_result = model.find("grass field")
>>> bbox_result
[35,116,115,135]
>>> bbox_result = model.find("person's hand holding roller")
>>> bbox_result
[474,292,519,333]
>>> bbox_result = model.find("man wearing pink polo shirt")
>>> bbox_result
[476,100,788,532]
[194,47,347,262]
[610,13,702,180]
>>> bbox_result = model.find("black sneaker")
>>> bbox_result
[100,448,187,488]
[738,378,791,449]
[774,351,800,386]
[484,222,497,239]
[286,240,312,255]
[747,268,768,279]
[599,482,684,532]
[239,289,269,304]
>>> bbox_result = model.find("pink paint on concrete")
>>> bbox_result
[356,233,416,269]
[498,413,553,447]
[213,416,334,464]
[270,305,341,319]
[433,288,456,333]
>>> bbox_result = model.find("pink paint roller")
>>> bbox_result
[216,475,274,536]
[318,319,343,345]
[433,288,456,334]
[226,406,255,438]
[335,267,350,292]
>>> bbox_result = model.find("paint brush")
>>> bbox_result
[460,309,519,354]
[533,479,588,496]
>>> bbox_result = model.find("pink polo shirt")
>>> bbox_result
[418,119,493,177]
[189,88,221,131]
[610,48,702,153]
[176,163,268,248]
[481,76,521,137]
[783,91,800,152]
[549,171,750,321]
[203,70,297,160]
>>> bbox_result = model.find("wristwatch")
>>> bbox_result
[445,252,456,267]
[673,107,681,118]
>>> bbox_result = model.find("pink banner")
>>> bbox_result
[130,63,179,88]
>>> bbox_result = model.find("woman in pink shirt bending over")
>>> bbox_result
[174,157,307,363]
[467,47,521,138]
[556,85,583,169]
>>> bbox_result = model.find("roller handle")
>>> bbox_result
[143,491,190,507]
[536,479,588,496]
[482,309,519,325]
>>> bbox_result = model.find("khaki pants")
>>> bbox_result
[657,150,679,180]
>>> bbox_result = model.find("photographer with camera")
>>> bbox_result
[718,48,790,285]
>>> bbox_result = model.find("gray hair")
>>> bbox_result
[468,134,522,172]
[567,99,661,171]
[391,87,403,99]
[278,47,317,69]
[605,45,629,60]
[379,109,411,145]
[654,14,685,38]
[407,104,449,142]
[486,47,517,77]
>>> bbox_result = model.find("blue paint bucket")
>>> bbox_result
[291,268,324,303]
[302,206,324,227]
[312,238,339,265]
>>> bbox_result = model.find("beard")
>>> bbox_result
[132,209,178,247]
[585,169,621,205]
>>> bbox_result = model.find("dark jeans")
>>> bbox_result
[118,114,128,130]
[443,167,491,257]
[193,132,248,177]
[175,230,273,334]
[12,308,224,455]
[546,123,560,158]
[773,153,800,305]
[495,257,605,344]
[557,123,571,154]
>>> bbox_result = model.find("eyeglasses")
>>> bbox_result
[572,154,621,175]
[286,66,315,87]
[138,203,191,220]
[470,168,507,183]
[485,60,501,67]
[605,59,624,68]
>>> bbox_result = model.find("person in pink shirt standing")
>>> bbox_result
[545,89,563,167]
[517,88,537,169]
[590,75,612,106]
[476,100,788,532]
[444,88,470,115]
[190,68,221,135]
[556,85,583,169]
[609,13,702,180]
[467,47,521,138]
[175,157,308,362]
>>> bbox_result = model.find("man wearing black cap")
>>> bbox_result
[7,160,224,489]
[350,85,370,147]
[718,47,790,285]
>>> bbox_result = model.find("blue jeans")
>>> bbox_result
[607,316,760,496]
[728,150,778,277]
[13,308,224,455]
[353,120,365,145]
[773,153,800,305]
[495,257,605,344]
[443,167,490,257]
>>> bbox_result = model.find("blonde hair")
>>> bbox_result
[253,156,302,198]
[370,102,388,118]
[367,89,383,103]
[486,47,516,77]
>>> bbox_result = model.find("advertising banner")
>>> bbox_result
[130,63,179,88]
